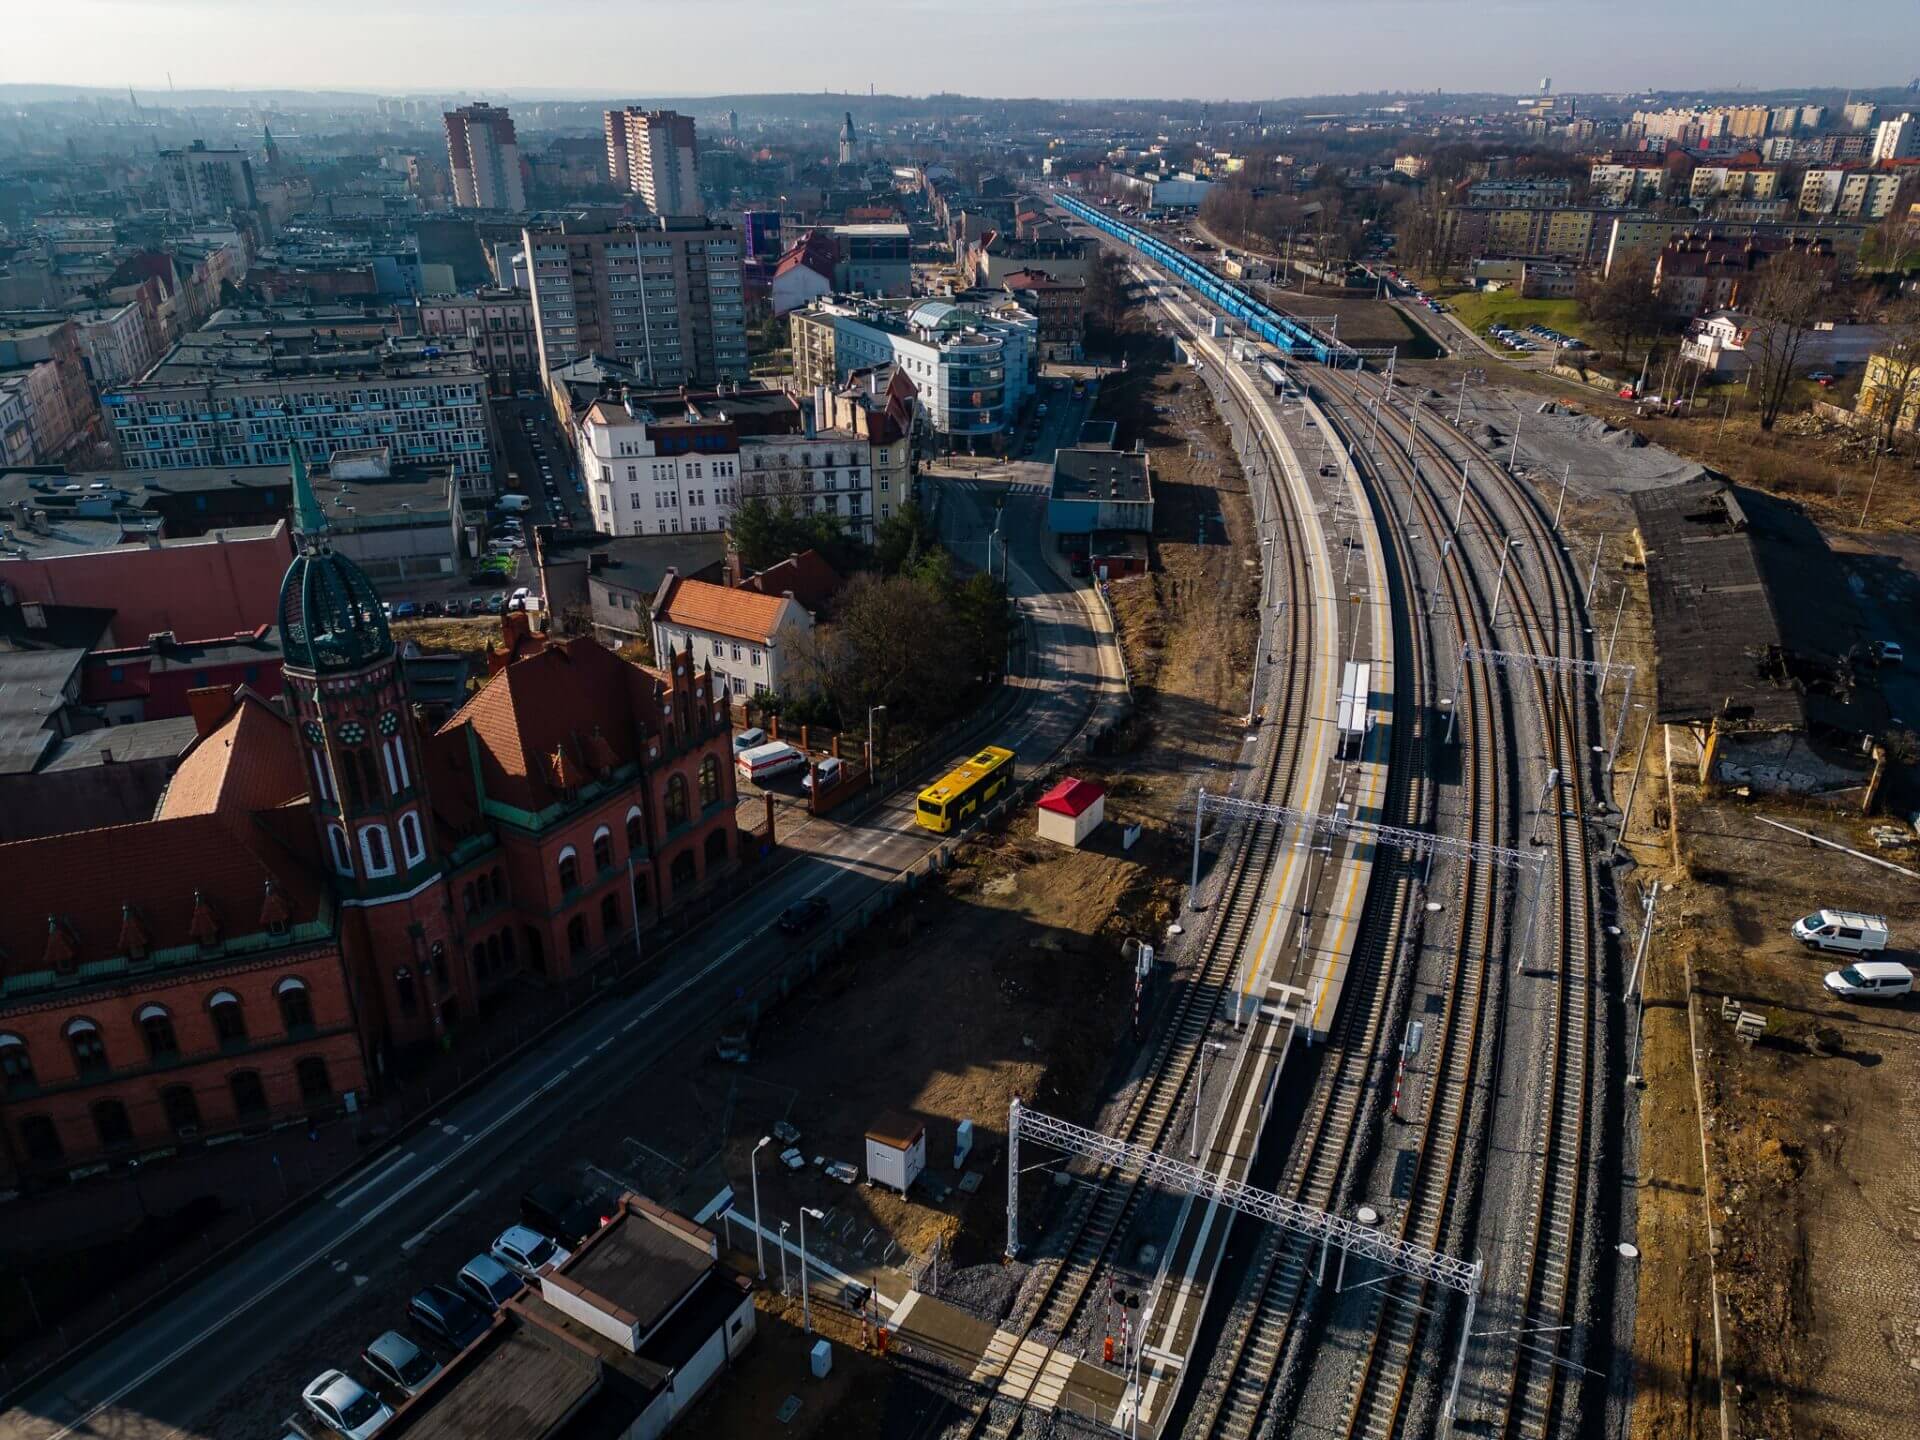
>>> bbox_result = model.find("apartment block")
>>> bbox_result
[524,215,747,387]
[605,108,704,217]
[102,333,492,488]
[415,288,537,389]
[1589,156,1676,207]
[159,143,258,218]
[1801,166,1910,220]
[0,319,99,463]
[1872,113,1919,164]
[1689,163,1780,203]
[444,103,527,211]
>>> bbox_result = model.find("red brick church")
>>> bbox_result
[0,452,740,1185]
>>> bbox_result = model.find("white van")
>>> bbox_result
[732,727,767,755]
[802,756,843,792]
[1791,910,1890,955]
[497,493,532,514]
[1823,961,1914,1001]
[736,741,806,785]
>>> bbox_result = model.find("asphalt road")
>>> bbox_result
[1,479,1121,1440]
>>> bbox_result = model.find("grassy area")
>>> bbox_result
[1437,287,1586,343]
[391,616,500,656]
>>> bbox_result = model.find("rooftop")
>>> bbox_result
[551,1199,716,1342]
[0,647,85,774]
[655,576,795,643]
[1631,480,1878,733]
[124,332,484,389]
[39,714,198,772]
[1051,448,1152,505]
[580,534,730,597]
[380,1318,600,1440]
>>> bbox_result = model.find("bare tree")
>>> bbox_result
[1743,249,1830,431]
[1578,252,1664,368]
[1862,295,1920,451]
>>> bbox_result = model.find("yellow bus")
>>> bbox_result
[915,745,1016,833]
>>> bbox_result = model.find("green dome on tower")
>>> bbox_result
[276,445,393,675]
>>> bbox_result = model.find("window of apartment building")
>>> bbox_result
[731,644,742,661]
[691,516,705,531]
[278,978,315,1035]
[670,517,680,532]
[881,503,890,520]
[0,1035,34,1095]
[750,649,763,667]
[209,991,247,1048]
[93,1099,134,1150]
[230,1070,268,1120]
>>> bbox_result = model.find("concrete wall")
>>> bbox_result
[1708,728,1874,801]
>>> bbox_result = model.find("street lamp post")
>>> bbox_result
[800,1206,825,1333]
[777,1220,791,1296]
[1192,1041,1227,1159]
[750,1136,771,1280]
[867,704,887,773]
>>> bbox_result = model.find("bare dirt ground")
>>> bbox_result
[1627,764,1920,1440]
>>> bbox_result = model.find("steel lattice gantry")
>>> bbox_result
[1006,1099,1487,1417]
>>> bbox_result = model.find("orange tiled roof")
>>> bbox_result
[157,689,306,821]
[658,578,791,643]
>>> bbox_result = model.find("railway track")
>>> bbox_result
[1180,380,1440,1440]
[1332,374,1599,1440]
[955,289,1329,1440]
[1295,368,1514,1440]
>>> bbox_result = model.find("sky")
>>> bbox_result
[5,0,1915,100]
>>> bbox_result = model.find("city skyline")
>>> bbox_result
[6,0,1917,102]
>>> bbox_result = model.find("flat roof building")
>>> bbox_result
[1048,446,1154,536]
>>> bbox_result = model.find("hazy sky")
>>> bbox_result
[7,0,1915,99]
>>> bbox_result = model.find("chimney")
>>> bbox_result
[186,685,236,738]
[99,746,114,765]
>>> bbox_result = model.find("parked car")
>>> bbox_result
[362,1330,442,1398]
[732,726,767,755]
[407,1284,489,1350]
[457,1253,525,1312]
[1791,909,1890,955]
[521,1182,604,1250]
[509,586,531,610]
[1872,639,1905,667]
[490,1223,570,1278]
[777,894,831,936]
[301,1370,392,1440]
[1823,961,1914,1000]
[391,601,418,620]
[801,756,844,792]
[421,600,444,618]
[485,592,507,615]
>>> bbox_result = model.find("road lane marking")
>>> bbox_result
[332,1151,414,1210]
[35,1154,447,1440]
[402,1188,480,1252]
[594,1037,613,1052]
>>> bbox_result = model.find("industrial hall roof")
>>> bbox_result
[1629,479,1880,734]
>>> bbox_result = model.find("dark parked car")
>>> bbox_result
[776,895,831,936]
[522,1182,604,1250]
[457,1253,524,1312]
[407,1284,490,1350]
[422,600,444,618]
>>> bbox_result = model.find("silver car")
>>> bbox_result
[362,1329,442,1398]
[490,1224,570,1278]
[301,1369,392,1439]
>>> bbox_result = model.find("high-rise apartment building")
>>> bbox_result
[159,142,258,218]
[444,103,526,211]
[604,109,704,216]
[524,215,746,387]
[1872,113,1918,163]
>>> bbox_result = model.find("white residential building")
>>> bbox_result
[789,297,1035,452]
[159,143,257,218]
[650,574,812,700]
[1871,113,1918,164]
[739,429,876,542]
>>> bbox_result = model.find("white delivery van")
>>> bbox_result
[731,727,766,755]
[497,493,532,513]
[1791,910,1890,955]
[1823,961,1914,1000]
[736,741,806,785]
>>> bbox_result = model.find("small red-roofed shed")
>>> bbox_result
[1036,777,1105,847]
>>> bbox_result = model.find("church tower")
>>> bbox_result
[278,447,456,1050]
